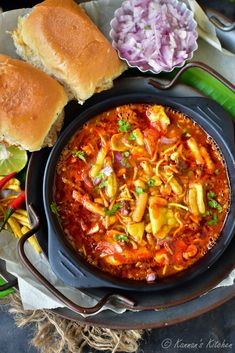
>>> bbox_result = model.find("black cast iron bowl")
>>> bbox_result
[42,91,235,292]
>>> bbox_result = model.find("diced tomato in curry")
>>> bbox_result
[54,104,230,282]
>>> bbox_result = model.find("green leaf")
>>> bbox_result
[50,202,60,215]
[72,150,86,162]
[202,210,211,218]
[122,160,132,168]
[115,234,129,242]
[147,178,155,187]
[144,25,151,30]
[207,212,218,226]
[178,68,235,119]
[121,152,131,168]
[95,172,105,180]
[97,180,108,189]
[135,187,144,196]
[208,199,222,212]
[103,203,120,216]
[0,276,15,298]
[122,151,130,158]
[129,132,136,141]
[208,199,218,208]
[118,119,131,132]
[207,191,216,200]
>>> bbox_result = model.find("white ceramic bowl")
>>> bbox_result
[110,0,198,74]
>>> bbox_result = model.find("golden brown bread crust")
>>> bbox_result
[0,54,68,151]
[13,0,127,103]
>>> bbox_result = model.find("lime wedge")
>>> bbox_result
[0,144,28,176]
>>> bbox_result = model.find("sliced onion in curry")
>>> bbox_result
[54,104,230,282]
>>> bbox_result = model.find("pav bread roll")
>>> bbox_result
[12,0,127,104]
[0,54,68,152]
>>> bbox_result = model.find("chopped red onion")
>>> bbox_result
[111,0,198,73]
[146,272,156,282]
[93,177,101,186]
[160,136,177,144]
[122,209,129,216]
[97,242,116,257]
[114,243,123,253]
[115,152,122,162]
[101,165,113,176]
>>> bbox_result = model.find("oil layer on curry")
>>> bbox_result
[54,104,230,282]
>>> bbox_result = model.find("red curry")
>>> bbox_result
[54,104,230,282]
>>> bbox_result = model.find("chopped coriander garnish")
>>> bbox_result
[72,150,86,162]
[208,199,222,212]
[147,178,155,187]
[95,172,105,180]
[121,159,131,168]
[207,191,216,200]
[129,131,136,141]
[207,212,218,226]
[120,151,131,168]
[103,203,120,216]
[203,210,211,218]
[97,180,108,189]
[50,202,60,215]
[135,187,144,196]
[207,191,222,212]
[121,151,130,158]
[117,119,131,132]
[208,199,218,208]
[214,168,220,175]
[144,25,151,30]
[95,173,107,190]
[115,234,129,242]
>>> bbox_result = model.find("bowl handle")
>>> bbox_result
[17,204,136,315]
[208,16,235,32]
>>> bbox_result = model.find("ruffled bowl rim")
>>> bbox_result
[110,0,199,74]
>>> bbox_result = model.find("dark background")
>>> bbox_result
[1,0,235,18]
[0,1,235,353]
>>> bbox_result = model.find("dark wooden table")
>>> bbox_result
[0,1,234,353]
